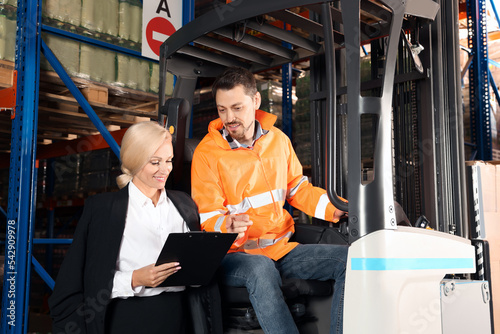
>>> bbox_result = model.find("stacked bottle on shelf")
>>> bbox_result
[258,79,284,129]
[0,3,16,62]
[0,0,173,94]
[293,72,311,167]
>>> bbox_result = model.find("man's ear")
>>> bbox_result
[254,91,261,110]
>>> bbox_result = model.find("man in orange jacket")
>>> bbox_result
[191,67,348,334]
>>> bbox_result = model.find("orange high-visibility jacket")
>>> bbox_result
[191,109,340,260]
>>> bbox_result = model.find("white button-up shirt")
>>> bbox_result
[111,181,189,299]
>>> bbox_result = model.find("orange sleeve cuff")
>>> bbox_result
[325,203,336,222]
[202,215,229,233]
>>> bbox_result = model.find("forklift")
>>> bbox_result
[158,1,494,333]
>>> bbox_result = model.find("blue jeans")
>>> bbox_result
[220,244,347,334]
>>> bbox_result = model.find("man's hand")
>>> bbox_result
[333,209,348,222]
[132,262,181,288]
[226,214,253,240]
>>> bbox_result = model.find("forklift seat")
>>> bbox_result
[219,223,348,331]
[174,135,349,332]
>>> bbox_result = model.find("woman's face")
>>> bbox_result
[132,139,173,198]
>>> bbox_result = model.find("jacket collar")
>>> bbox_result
[111,184,130,228]
[208,109,277,148]
[106,184,130,273]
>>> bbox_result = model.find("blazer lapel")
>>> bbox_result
[167,190,201,231]
[107,185,130,261]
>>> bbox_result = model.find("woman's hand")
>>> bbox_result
[131,262,181,288]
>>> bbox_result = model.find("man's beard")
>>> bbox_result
[225,121,253,142]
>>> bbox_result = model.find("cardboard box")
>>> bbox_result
[0,60,15,87]
[80,84,108,104]
[498,164,500,212]
[484,212,500,261]
[484,211,500,331]
[491,161,500,211]
[481,164,497,212]
[485,160,500,212]
[466,161,498,213]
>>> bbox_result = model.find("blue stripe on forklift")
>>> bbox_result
[351,258,474,271]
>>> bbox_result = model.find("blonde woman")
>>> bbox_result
[49,122,220,334]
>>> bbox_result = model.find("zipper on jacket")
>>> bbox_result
[253,152,281,216]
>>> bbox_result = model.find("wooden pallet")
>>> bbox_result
[0,60,160,154]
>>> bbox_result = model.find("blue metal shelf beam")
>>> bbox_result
[282,61,293,139]
[467,0,492,161]
[23,169,38,331]
[41,39,121,158]
[183,0,194,27]
[184,0,195,138]
[33,238,73,245]
[282,22,293,216]
[1,1,195,333]
[31,257,55,291]
[282,21,293,140]
[1,0,42,331]
[489,0,500,28]
[489,69,500,108]
[42,24,157,63]
[489,58,500,68]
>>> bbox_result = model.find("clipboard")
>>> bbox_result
[155,231,237,287]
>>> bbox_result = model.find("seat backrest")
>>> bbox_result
[171,138,200,194]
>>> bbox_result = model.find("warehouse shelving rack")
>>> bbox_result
[0,0,497,332]
[0,1,194,333]
[465,0,500,160]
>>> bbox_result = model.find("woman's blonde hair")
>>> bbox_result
[116,121,171,189]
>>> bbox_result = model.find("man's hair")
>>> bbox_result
[212,67,257,99]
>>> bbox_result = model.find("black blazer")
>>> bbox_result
[48,185,221,334]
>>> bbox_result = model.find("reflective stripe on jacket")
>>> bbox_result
[191,110,339,260]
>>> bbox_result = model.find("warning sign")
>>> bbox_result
[142,0,182,60]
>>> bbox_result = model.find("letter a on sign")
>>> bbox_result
[142,0,182,60]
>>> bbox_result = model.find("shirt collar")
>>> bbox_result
[222,120,268,149]
[129,180,167,207]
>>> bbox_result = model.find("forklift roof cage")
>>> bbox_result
[158,0,439,243]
